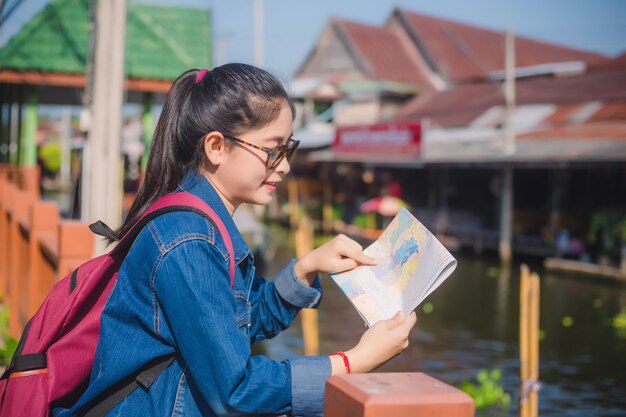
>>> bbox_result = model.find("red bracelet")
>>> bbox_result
[330,351,351,374]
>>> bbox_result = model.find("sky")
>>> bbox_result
[2,0,626,80]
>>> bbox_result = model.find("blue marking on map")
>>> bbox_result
[389,209,411,242]
[394,238,418,264]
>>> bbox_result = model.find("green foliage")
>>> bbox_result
[459,369,511,410]
[615,218,626,241]
[351,213,369,228]
[331,204,344,221]
[612,308,626,339]
[351,213,381,229]
[314,234,335,249]
[562,316,574,327]
[39,141,62,173]
[0,305,17,367]
[485,267,500,279]
[422,302,434,314]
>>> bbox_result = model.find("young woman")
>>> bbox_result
[57,64,416,417]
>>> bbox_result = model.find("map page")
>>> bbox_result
[330,208,457,327]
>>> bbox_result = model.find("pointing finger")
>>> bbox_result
[339,245,378,266]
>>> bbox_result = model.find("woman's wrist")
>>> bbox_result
[294,256,317,286]
[330,348,367,375]
[344,348,365,374]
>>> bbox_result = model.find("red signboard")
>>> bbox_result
[333,122,421,155]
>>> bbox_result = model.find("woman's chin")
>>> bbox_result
[245,193,273,206]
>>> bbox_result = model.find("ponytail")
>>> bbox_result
[109,64,292,243]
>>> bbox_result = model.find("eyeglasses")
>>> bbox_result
[224,135,300,169]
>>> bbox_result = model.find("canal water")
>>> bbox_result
[258,228,626,417]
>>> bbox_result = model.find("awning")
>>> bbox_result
[308,138,626,167]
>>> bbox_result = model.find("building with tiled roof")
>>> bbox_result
[296,18,437,88]
[294,7,625,266]
[293,6,612,143]
[387,8,608,84]
[0,0,212,95]
[296,7,608,90]
[0,0,212,209]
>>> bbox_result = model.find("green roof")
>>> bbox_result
[0,0,212,81]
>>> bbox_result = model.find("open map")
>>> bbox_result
[331,209,457,327]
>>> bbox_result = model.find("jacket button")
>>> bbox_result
[248,322,252,328]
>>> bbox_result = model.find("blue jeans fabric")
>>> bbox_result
[55,171,330,417]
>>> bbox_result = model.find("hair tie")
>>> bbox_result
[195,69,209,84]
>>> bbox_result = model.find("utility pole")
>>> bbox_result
[83,0,127,255]
[503,28,516,156]
[254,0,263,67]
[499,28,515,265]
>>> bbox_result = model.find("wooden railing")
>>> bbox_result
[0,164,94,338]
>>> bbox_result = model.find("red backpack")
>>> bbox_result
[0,192,235,417]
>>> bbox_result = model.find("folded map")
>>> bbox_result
[330,208,457,327]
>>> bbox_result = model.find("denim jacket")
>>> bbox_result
[55,171,330,417]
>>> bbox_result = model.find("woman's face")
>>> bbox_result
[209,100,294,212]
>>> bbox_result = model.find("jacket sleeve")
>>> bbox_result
[153,239,330,417]
[248,259,323,344]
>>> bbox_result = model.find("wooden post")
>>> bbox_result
[84,0,126,256]
[20,165,41,199]
[503,28,516,156]
[57,221,95,278]
[295,215,319,356]
[8,190,34,338]
[323,183,333,234]
[28,201,59,316]
[325,373,475,417]
[519,264,530,417]
[520,264,540,417]
[19,90,38,168]
[0,175,11,297]
[288,178,299,228]
[549,168,563,251]
[528,272,540,417]
[499,166,513,265]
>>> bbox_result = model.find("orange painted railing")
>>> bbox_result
[325,373,475,416]
[0,165,93,338]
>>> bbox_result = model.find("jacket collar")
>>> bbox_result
[177,170,249,264]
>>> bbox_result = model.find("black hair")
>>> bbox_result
[111,63,293,243]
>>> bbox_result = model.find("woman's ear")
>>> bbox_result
[203,131,226,166]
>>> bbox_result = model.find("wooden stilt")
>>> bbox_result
[520,264,540,417]
[529,272,540,417]
[288,178,299,228]
[295,212,319,356]
[519,264,530,417]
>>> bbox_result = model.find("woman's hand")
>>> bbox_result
[331,312,417,375]
[294,234,378,285]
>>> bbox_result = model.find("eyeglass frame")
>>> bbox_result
[223,134,300,169]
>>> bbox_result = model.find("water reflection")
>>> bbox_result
[259,229,626,416]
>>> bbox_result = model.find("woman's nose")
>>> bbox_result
[274,155,291,175]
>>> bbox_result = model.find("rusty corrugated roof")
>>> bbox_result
[397,68,626,127]
[336,19,434,86]
[589,101,626,122]
[520,121,626,141]
[394,9,611,83]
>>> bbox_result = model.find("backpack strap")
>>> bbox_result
[82,353,176,417]
[105,192,236,287]
[80,193,237,416]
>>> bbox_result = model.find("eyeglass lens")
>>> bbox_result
[268,140,299,168]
